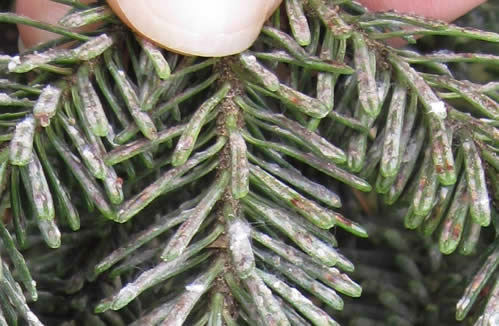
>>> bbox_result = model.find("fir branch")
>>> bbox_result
[0,0,498,325]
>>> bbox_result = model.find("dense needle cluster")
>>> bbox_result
[0,0,498,325]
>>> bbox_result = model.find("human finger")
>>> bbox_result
[16,0,96,49]
[358,0,487,22]
[105,0,283,56]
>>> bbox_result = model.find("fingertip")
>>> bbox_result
[358,0,486,22]
[16,0,69,48]
[107,0,283,57]
[16,0,96,49]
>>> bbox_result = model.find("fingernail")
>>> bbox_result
[106,0,283,57]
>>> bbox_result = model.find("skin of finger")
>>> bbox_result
[16,0,96,49]
[358,0,487,47]
[358,0,487,22]
[105,0,283,56]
